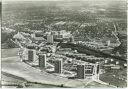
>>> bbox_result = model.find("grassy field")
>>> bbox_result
[99,72,127,88]
[1,48,19,58]
[2,72,63,88]
[85,81,115,88]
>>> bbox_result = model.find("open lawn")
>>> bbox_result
[1,48,19,58]
[85,81,115,88]
[99,72,127,88]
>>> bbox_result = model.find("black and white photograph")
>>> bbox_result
[1,0,127,88]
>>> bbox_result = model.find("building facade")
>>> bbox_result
[77,63,100,80]
[38,54,46,69]
[28,50,36,62]
[47,35,54,43]
[77,64,85,79]
[54,59,63,73]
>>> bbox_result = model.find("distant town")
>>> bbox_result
[1,0,127,88]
